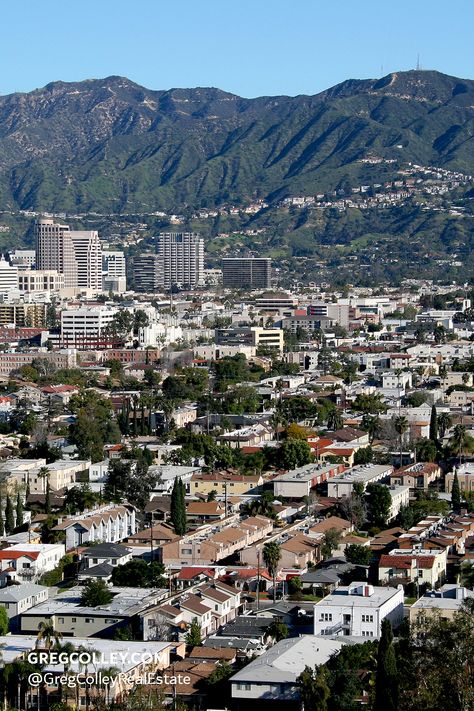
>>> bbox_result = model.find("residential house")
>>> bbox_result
[390,462,442,489]
[0,582,49,631]
[409,584,474,624]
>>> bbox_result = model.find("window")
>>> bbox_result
[85,618,94,623]
[71,618,76,623]
[237,683,251,691]
[58,617,64,624]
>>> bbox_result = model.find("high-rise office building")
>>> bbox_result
[222,258,271,289]
[156,232,204,289]
[35,219,78,288]
[133,254,164,292]
[70,231,103,290]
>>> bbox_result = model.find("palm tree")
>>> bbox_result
[450,424,469,464]
[36,619,62,650]
[263,541,281,603]
[393,415,409,468]
[327,409,343,431]
[438,412,453,439]
[362,414,382,443]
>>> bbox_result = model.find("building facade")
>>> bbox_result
[156,232,204,289]
[222,258,271,290]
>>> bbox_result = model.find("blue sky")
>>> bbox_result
[2,0,474,97]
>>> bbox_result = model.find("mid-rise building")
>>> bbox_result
[61,306,118,349]
[18,270,64,293]
[156,232,204,289]
[9,250,36,270]
[222,258,271,289]
[35,219,78,288]
[133,254,163,293]
[0,259,18,297]
[103,250,127,292]
[70,231,102,290]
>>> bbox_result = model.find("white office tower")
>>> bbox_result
[0,258,19,298]
[157,232,204,289]
[70,231,103,290]
[103,250,127,292]
[35,219,78,288]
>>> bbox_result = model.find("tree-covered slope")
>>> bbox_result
[0,70,474,212]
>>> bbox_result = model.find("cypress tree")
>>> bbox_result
[5,496,14,534]
[429,405,438,443]
[451,470,461,512]
[45,479,52,516]
[15,493,23,528]
[374,619,398,711]
[171,477,186,536]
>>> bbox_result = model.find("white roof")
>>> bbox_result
[231,635,346,685]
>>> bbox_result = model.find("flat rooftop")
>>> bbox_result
[273,463,341,483]
[330,464,392,485]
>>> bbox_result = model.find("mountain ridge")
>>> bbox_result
[0,69,473,213]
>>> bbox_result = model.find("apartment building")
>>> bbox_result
[378,548,448,587]
[53,504,137,549]
[0,302,47,328]
[0,544,66,585]
[133,253,164,292]
[222,258,271,290]
[327,464,393,497]
[0,348,76,377]
[160,516,273,566]
[390,462,442,489]
[445,464,474,493]
[189,472,263,497]
[273,462,346,499]
[313,582,404,638]
[20,586,167,638]
[9,250,36,269]
[156,232,204,288]
[0,583,49,631]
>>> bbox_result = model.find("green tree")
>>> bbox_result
[327,409,343,431]
[5,495,14,534]
[263,541,281,603]
[80,579,113,607]
[414,437,437,463]
[366,483,392,528]
[345,544,372,565]
[321,528,342,559]
[429,405,438,443]
[15,492,23,528]
[451,470,462,512]
[438,412,452,439]
[170,477,187,535]
[266,618,288,642]
[298,665,331,711]
[111,559,166,588]
[280,439,312,470]
[185,617,202,647]
[374,619,398,711]
[0,606,9,635]
[393,415,409,467]
[0,494,4,536]
[36,619,62,650]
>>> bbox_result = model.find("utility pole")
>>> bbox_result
[256,548,261,611]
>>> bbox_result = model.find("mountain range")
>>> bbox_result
[1,70,474,213]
